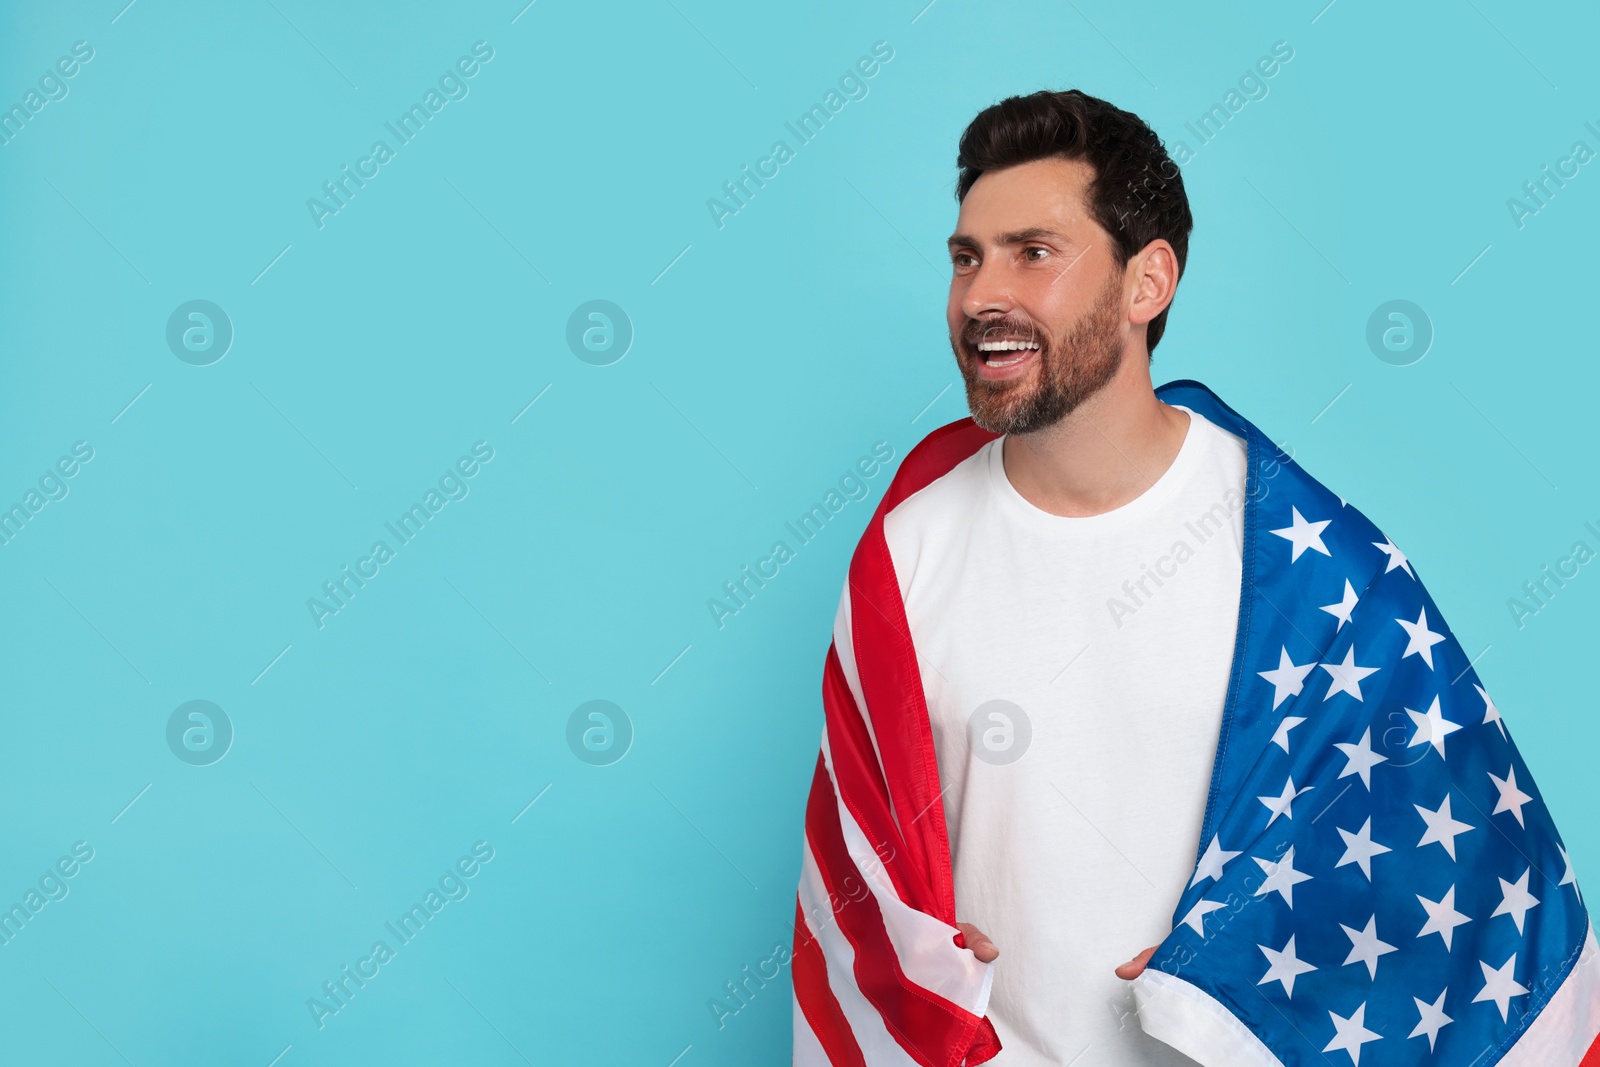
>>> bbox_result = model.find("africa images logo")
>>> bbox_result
[705,41,894,230]
[305,41,495,229]
[707,440,894,629]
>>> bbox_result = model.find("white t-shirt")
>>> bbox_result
[882,404,1248,1066]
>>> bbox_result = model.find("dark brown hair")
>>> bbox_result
[955,89,1192,355]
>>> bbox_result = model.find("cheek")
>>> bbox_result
[946,282,971,325]
[1033,281,1086,329]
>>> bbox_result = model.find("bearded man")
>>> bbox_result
[790,89,1600,1067]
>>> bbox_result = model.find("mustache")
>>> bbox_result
[962,317,1044,346]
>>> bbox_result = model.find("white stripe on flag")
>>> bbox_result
[833,578,892,791]
[1500,921,1600,1066]
[792,989,831,1066]
[819,730,995,1014]
[798,837,922,1066]
[1129,968,1286,1066]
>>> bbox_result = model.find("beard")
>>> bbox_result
[952,271,1125,436]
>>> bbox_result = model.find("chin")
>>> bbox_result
[964,389,1039,436]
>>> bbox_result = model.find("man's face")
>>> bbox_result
[946,157,1129,436]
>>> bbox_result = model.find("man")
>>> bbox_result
[790,90,1599,1066]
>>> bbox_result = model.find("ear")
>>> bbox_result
[1128,239,1179,329]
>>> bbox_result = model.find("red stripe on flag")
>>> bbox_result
[1581,1028,1600,1067]
[845,417,998,925]
[792,895,869,1067]
[966,1016,1002,1064]
[821,641,920,910]
[804,754,990,1067]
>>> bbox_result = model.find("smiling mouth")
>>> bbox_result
[975,338,1041,367]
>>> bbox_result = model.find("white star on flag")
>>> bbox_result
[1258,647,1317,710]
[1408,988,1452,1052]
[1189,833,1241,888]
[1254,845,1313,908]
[1395,606,1446,668]
[1472,952,1529,1023]
[1334,816,1392,880]
[1491,867,1541,934]
[1322,1000,1382,1064]
[1559,843,1581,904]
[1258,933,1317,998]
[1320,646,1380,702]
[1333,727,1388,790]
[1475,682,1506,740]
[1321,578,1359,631]
[1373,535,1415,578]
[1179,898,1227,936]
[1270,715,1307,753]
[1340,915,1399,979]
[1415,793,1475,860]
[1258,776,1313,827]
[1405,695,1462,760]
[1489,764,1533,828]
[1271,506,1332,561]
[1416,884,1472,950]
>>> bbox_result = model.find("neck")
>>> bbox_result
[1000,352,1190,518]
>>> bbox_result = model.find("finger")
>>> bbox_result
[1114,944,1159,980]
[954,923,1000,962]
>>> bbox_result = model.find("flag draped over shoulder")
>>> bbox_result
[791,378,1600,1067]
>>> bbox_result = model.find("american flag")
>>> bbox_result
[791,379,1600,1066]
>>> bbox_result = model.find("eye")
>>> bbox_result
[1023,245,1050,262]
[951,251,978,270]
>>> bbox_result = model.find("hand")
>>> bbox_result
[1114,945,1158,979]
[955,922,999,962]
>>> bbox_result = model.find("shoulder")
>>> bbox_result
[1185,405,1248,466]
[1257,441,1415,593]
[1159,380,1413,587]
[874,417,997,583]
[890,417,999,497]
[880,416,996,524]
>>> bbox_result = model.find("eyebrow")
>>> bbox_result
[946,226,1070,250]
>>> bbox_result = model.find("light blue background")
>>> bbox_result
[2,0,1596,1063]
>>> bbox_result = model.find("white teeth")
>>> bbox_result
[976,340,1040,352]
[986,354,1026,367]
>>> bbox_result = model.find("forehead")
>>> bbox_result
[954,156,1097,240]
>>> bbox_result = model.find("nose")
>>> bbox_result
[961,256,1014,322]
